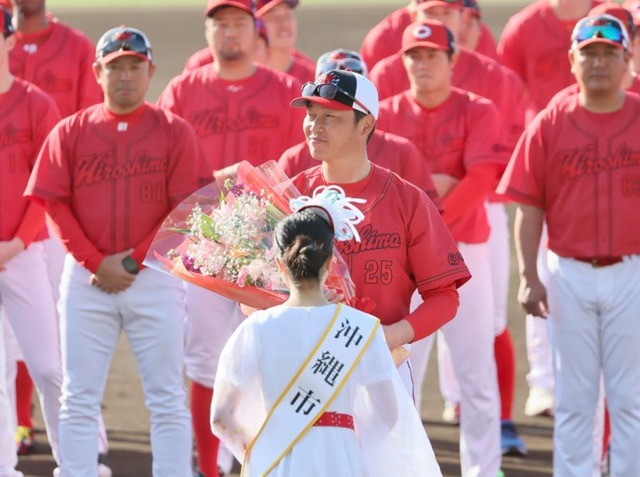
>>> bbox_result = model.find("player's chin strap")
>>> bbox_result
[290,185,366,242]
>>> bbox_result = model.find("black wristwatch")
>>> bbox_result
[122,255,140,275]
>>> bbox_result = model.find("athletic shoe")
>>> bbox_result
[524,387,554,417]
[442,401,460,425]
[14,425,35,455]
[501,419,528,457]
[193,471,205,477]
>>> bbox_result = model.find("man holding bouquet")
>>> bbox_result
[289,69,471,388]
[25,26,208,476]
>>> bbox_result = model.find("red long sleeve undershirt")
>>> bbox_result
[14,202,47,248]
[405,282,460,341]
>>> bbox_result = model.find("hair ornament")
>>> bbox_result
[289,185,366,242]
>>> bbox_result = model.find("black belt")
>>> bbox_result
[573,257,624,268]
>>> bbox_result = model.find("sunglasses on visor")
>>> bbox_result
[301,82,372,115]
[98,31,151,61]
[575,19,626,45]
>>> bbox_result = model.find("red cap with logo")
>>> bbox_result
[589,2,636,38]
[401,19,455,54]
[571,14,631,51]
[255,0,299,17]
[205,0,254,18]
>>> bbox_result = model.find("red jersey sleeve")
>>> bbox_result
[496,111,548,208]
[497,18,526,84]
[76,34,103,111]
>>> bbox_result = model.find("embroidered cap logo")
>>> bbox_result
[413,25,433,40]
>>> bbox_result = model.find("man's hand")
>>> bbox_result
[431,173,460,198]
[0,238,25,271]
[518,276,549,318]
[91,250,136,294]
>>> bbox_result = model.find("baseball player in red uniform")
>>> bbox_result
[498,0,605,421]
[25,26,208,477]
[359,0,496,71]
[183,0,314,84]
[499,15,640,477]
[7,0,107,458]
[376,19,508,476]
[0,5,64,472]
[1,8,60,476]
[278,48,442,211]
[158,2,305,476]
[289,66,471,370]
[369,0,526,151]
[623,0,640,73]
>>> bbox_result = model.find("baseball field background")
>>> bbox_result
[18,1,555,476]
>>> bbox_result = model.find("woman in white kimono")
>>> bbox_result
[211,201,442,477]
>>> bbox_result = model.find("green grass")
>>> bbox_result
[47,0,529,9]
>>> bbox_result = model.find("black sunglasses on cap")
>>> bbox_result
[301,82,372,115]
[96,27,152,63]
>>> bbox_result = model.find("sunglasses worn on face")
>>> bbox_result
[301,82,371,115]
[99,32,151,61]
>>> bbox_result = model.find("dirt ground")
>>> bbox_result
[16,3,556,477]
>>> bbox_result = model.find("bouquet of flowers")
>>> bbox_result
[144,161,356,309]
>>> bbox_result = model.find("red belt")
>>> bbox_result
[313,412,354,430]
[573,256,624,268]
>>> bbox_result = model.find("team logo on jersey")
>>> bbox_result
[412,25,432,40]
[0,124,32,150]
[38,70,73,94]
[75,150,169,187]
[448,252,464,266]
[557,143,640,181]
[189,106,280,137]
[336,224,402,255]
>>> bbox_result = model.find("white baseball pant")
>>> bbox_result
[411,242,500,477]
[0,316,21,477]
[0,242,62,463]
[546,252,640,477]
[183,286,244,388]
[57,256,192,477]
[435,202,511,407]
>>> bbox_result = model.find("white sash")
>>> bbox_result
[242,304,379,477]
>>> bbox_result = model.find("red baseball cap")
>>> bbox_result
[95,26,153,64]
[401,19,455,54]
[205,0,254,18]
[255,0,299,17]
[589,2,636,38]
[417,0,463,12]
[571,14,631,50]
[1,6,14,38]
[622,1,640,27]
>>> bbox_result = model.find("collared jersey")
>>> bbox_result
[10,18,102,118]
[1,77,60,242]
[497,0,602,116]
[292,163,471,339]
[498,92,640,257]
[378,88,508,243]
[157,64,305,170]
[277,129,443,211]
[369,47,526,149]
[25,103,208,271]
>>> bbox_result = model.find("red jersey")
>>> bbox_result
[497,0,602,116]
[369,47,526,149]
[182,46,314,84]
[10,18,102,118]
[1,78,60,243]
[360,5,497,70]
[378,88,508,243]
[25,103,208,273]
[277,129,442,210]
[547,75,640,108]
[291,163,471,339]
[157,64,305,170]
[498,93,640,257]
